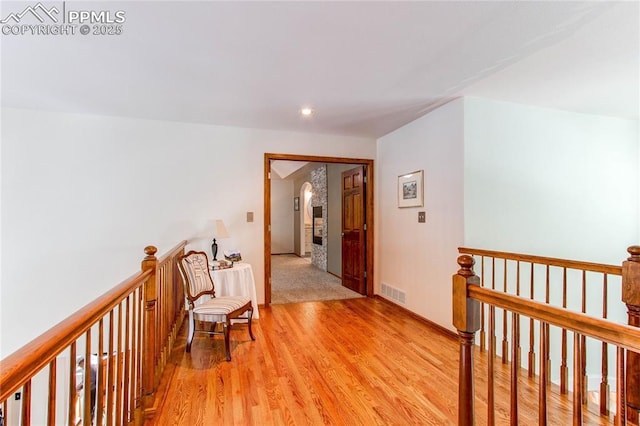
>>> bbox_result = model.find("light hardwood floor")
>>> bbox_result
[149,297,613,425]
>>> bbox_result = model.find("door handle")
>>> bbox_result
[341,233,345,237]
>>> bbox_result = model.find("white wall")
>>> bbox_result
[463,97,639,386]
[375,95,638,335]
[0,107,376,357]
[464,97,639,264]
[376,99,465,331]
[270,179,294,254]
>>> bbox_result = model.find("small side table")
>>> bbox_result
[210,262,259,319]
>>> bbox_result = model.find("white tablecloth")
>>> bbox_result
[210,262,259,319]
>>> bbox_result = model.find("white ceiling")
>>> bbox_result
[270,160,310,180]
[1,1,638,138]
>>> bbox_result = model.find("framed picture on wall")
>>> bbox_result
[398,170,424,208]
[294,197,300,211]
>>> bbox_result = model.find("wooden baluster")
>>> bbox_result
[581,270,588,405]
[116,303,124,426]
[492,257,496,356]
[21,379,31,426]
[135,287,144,426]
[47,359,56,426]
[515,261,521,370]
[167,261,173,359]
[168,262,173,360]
[573,332,583,425]
[561,267,569,394]
[107,311,115,426]
[453,255,481,426]
[617,347,627,426]
[157,264,163,370]
[156,271,161,373]
[68,342,76,426]
[488,305,496,426]
[528,263,536,377]
[601,274,610,415]
[480,256,486,353]
[130,291,142,425]
[510,312,519,426]
[96,319,104,426]
[161,263,167,359]
[163,263,169,367]
[163,262,168,369]
[142,246,158,416]
[502,259,509,364]
[84,329,92,424]
[623,245,640,424]
[539,321,548,426]
[173,253,182,339]
[170,258,177,339]
[487,256,496,425]
[545,265,551,384]
[158,264,165,372]
[123,296,131,425]
[177,248,185,324]
[166,259,173,351]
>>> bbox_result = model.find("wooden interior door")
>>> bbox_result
[341,166,366,294]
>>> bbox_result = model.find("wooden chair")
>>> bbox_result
[177,250,255,361]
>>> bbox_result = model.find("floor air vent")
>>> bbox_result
[381,283,406,305]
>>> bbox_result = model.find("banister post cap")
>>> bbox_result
[457,255,475,276]
[144,245,158,260]
[623,246,640,305]
[453,255,480,332]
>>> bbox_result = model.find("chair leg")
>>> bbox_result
[186,310,195,353]
[223,321,231,361]
[247,307,255,341]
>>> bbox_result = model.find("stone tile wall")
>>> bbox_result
[311,165,327,270]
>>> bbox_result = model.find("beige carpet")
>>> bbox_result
[271,254,364,304]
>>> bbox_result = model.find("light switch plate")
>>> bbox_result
[247,212,254,222]
[418,211,426,223]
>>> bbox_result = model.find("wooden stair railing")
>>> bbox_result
[0,241,187,426]
[454,246,640,425]
[459,246,626,415]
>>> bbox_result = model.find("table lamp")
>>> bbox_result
[211,220,229,260]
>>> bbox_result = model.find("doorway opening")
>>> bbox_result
[264,153,375,306]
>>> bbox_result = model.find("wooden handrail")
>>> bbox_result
[459,247,622,275]
[467,286,640,352]
[454,247,640,425]
[0,268,152,403]
[0,241,187,425]
[158,240,188,264]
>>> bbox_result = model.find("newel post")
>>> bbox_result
[141,246,158,416]
[453,255,481,426]
[623,245,640,424]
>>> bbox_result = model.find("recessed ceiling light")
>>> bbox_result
[300,107,314,117]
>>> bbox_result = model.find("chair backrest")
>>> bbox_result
[177,250,216,304]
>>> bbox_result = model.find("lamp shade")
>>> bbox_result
[215,220,230,238]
